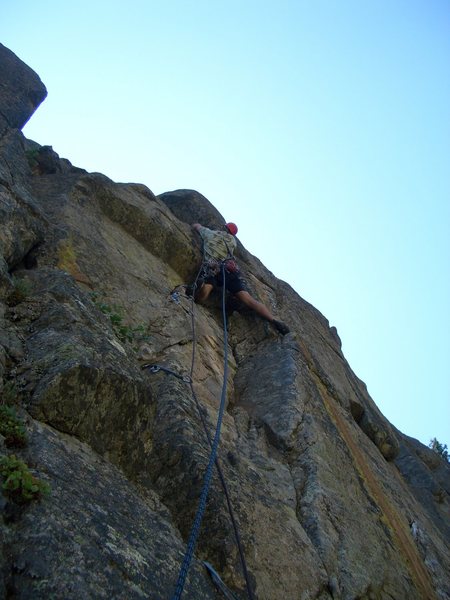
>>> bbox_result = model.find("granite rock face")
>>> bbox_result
[0,44,47,136]
[0,45,449,600]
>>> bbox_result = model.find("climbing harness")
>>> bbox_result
[204,562,240,600]
[141,363,191,384]
[170,259,255,600]
[223,240,240,273]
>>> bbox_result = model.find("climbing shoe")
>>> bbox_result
[272,319,290,335]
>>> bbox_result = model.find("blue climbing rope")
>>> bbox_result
[171,262,230,600]
[186,258,255,599]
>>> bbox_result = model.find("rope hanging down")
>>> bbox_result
[143,357,254,599]
[170,260,254,600]
[184,264,255,600]
[171,262,229,599]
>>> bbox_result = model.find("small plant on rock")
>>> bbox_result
[0,454,50,503]
[0,406,27,448]
[90,292,147,343]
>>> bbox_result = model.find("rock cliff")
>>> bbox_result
[0,44,449,600]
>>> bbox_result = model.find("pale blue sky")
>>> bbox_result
[3,1,449,448]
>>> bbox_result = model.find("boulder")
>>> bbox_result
[0,44,47,137]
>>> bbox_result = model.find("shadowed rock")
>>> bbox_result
[0,44,47,137]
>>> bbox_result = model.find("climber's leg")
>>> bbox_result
[234,290,290,335]
[234,290,274,321]
[195,282,214,303]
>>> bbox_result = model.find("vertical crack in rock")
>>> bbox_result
[310,370,437,600]
[230,334,331,598]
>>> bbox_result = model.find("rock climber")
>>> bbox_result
[192,222,290,335]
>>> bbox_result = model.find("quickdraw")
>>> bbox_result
[203,562,239,600]
[141,363,192,384]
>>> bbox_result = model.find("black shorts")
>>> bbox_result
[204,269,247,295]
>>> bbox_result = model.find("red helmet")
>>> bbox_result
[225,222,238,235]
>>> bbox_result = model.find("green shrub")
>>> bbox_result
[0,454,50,503]
[0,406,27,448]
[90,293,147,343]
[1,381,19,405]
[429,438,449,462]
